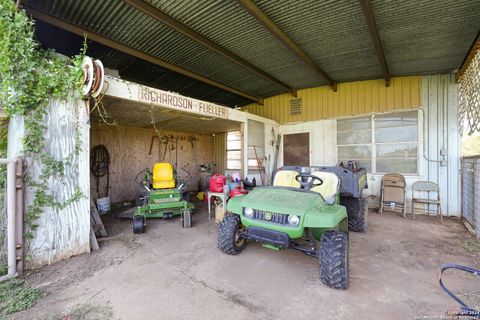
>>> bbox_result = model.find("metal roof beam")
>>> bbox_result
[123,0,297,97]
[236,0,337,91]
[23,6,264,105]
[359,0,390,87]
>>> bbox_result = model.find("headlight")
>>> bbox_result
[244,207,254,218]
[288,215,299,226]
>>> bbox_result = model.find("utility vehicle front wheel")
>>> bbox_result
[217,215,246,255]
[319,231,349,289]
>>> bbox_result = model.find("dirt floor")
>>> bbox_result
[10,202,480,320]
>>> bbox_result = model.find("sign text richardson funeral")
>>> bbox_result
[139,86,229,118]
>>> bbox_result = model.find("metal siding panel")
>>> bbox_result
[447,74,460,215]
[402,76,411,107]
[386,81,395,110]
[347,82,354,116]
[410,77,422,108]
[428,75,439,193]
[378,83,387,112]
[438,76,448,215]
[372,81,380,113]
[245,76,421,122]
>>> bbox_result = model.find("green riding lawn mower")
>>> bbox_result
[218,165,367,289]
[133,162,194,234]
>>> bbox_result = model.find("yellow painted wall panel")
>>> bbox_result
[245,76,422,123]
[244,76,421,123]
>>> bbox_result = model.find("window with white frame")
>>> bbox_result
[226,128,266,171]
[337,110,419,174]
[226,131,241,170]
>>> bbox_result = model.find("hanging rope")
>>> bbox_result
[90,144,110,198]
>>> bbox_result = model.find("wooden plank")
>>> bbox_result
[89,227,99,251]
[90,198,107,238]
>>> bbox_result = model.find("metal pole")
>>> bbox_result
[0,159,17,282]
[15,159,24,274]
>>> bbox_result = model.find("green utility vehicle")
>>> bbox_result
[218,166,367,289]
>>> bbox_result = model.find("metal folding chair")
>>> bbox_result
[412,181,443,223]
[379,173,407,218]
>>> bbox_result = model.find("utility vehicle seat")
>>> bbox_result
[273,170,301,188]
[310,171,340,205]
[152,162,175,189]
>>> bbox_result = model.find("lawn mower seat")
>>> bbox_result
[152,162,175,189]
[273,170,301,188]
[310,171,340,205]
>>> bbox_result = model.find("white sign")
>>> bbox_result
[138,86,229,119]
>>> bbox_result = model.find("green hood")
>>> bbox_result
[229,187,323,215]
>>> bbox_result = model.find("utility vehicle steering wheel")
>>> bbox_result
[295,174,323,191]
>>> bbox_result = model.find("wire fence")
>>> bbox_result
[461,156,480,238]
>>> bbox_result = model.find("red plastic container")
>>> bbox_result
[229,187,248,198]
[209,173,226,192]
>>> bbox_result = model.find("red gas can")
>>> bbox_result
[229,187,248,198]
[209,173,226,192]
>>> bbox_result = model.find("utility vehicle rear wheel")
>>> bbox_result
[319,231,349,289]
[341,197,368,233]
[217,215,246,255]
[181,210,192,228]
[133,215,145,234]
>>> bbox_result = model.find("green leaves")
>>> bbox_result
[0,0,86,242]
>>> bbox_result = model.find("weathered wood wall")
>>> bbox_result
[90,124,214,204]
[17,98,91,268]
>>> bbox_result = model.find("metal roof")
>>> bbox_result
[25,0,480,107]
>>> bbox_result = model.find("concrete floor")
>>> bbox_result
[15,203,480,320]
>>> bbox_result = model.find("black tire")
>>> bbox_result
[217,215,246,255]
[133,215,145,234]
[341,197,368,233]
[181,210,192,228]
[319,231,349,289]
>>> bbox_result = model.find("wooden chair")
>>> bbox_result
[379,173,407,218]
[412,181,443,223]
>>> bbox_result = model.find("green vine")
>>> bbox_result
[0,1,86,239]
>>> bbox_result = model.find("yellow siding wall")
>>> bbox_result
[245,76,421,123]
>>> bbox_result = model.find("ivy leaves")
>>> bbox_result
[0,0,86,238]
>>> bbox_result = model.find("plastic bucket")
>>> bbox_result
[97,197,110,213]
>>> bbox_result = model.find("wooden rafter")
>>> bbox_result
[359,0,390,87]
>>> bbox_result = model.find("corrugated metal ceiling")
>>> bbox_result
[25,0,480,107]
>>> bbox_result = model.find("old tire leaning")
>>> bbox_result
[217,215,246,255]
[181,210,192,228]
[319,231,349,289]
[133,215,145,234]
[341,197,368,233]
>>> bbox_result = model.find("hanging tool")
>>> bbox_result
[90,144,110,198]
[253,146,265,185]
[271,133,281,182]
